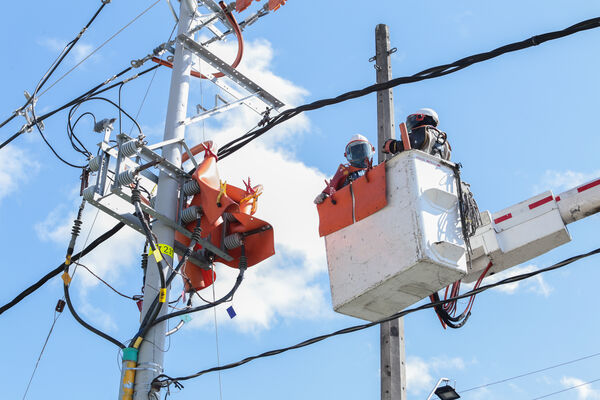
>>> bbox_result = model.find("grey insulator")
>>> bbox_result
[82,185,97,201]
[88,156,102,172]
[224,233,243,250]
[181,206,202,224]
[183,179,201,196]
[120,140,141,157]
[116,170,137,187]
[223,212,237,222]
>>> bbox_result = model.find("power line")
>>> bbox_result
[39,0,162,97]
[0,1,110,131]
[75,262,135,300]
[531,377,600,400]
[21,308,61,400]
[0,222,125,317]
[151,246,600,389]
[217,16,600,159]
[462,351,600,393]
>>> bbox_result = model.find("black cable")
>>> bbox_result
[67,111,96,157]
[0,222,125,317]
[63,271,125,349]
[152,246,600,387]
[0,64,159,150]
[217,16,600,159]
[135,219,204,339]
[150,252,247,327]
[0,2,109,130]
[462,351,600,393]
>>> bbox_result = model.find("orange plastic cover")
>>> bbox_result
[353,162,387,221]
[317,183,353,237]
[236,0,254,12]
[317,163,387,237]
[268,0,286,11]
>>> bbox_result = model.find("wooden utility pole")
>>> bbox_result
[374,23,406,400]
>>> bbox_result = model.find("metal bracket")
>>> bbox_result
[178,35,285,109]
[183,94,257,126]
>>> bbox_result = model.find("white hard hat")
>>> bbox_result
[415,108,439,121]
[345,134,374,168]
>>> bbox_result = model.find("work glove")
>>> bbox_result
[313,192,328,205]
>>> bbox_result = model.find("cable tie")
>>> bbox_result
[61,272,72,285]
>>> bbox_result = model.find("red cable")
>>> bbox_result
[151,2,244,80]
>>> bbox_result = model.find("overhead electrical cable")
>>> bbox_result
[4,16,598,156]
[62,271,126,349]
[216,16,600,159]
[0,222,125,317]
[0,0,110,131]
[531,377,600,400]
[37,0,162,98]
[462,351,600,393]
[75,262,135,300]
[152,246,600,388]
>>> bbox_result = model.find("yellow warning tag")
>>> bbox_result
[159,288,167,303]
[152,251,163,263]
[62,272,72,285]
[148,244,174,260]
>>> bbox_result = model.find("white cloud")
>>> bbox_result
[484,264,552,297]
[0,145,40,203]
[407,355,466,395]
[561,377,600,400]
[536,169,600,193]
[78,295,119,333]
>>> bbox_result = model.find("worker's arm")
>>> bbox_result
[314,164,351,204]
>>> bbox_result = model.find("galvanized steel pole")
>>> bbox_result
[375,24,406,400]
[131,3,194,399]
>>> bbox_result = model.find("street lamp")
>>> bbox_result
[426,378,461,400]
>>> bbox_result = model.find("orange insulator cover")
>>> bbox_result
[235,0,254,12]
[317,162,387,237]
[268,0,286,11]
[175,143,275,292]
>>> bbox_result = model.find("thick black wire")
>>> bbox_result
[217,16,600,159]
[152,246,600,387]
[63,274,125,349]
[150,265,246,327]
[0,64,160,150]
[0,222,125,317]
[0,2,108,130]
[67,111,96,157]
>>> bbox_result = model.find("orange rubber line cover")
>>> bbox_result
[353,163,387,222]
[268,0,287,11]
[212,213,275,269]
[317,183,353,237]
[235,0,253,12]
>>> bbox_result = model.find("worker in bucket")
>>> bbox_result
[314,134,375,204]
[382,108,451,160]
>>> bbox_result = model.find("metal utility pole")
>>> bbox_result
[374,24,406,400]
[130,2,195,398]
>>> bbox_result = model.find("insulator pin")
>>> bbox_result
[82,186,97,201]
[183,180,201,196]
[116,169,137,187]
[120,140,141,157]
[88,156,102,172]
[224,233,243,250]
[223,212,237,222]
[181,206,202,224]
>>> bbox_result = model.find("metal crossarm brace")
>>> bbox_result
[178,35,285,109]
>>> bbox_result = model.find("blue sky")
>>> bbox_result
[1,1,600,399]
